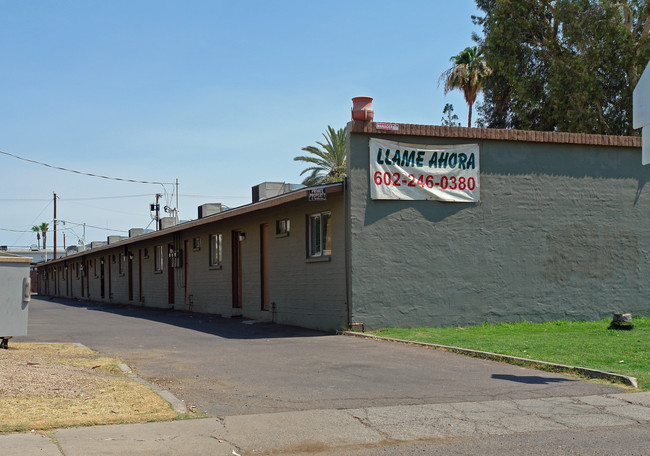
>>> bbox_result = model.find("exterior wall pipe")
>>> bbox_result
[344,174,352,330]
[53,192,57,261]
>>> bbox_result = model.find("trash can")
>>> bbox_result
[0,253,31,349]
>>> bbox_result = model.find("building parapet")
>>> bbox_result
[350,121,641,148]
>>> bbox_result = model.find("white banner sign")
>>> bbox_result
[369,138,480,202]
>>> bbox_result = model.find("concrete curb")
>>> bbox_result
[340,331,639,389]
[117,364,188,414]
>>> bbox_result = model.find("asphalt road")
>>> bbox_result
[19,296,622,417]
[286,424,650,456]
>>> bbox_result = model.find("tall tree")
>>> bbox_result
[39,222,49,251]
[294,126,347,186]
[473,0,650,135]
[31,225,41,249]
[439,46,491,127]
[441,103,461,126]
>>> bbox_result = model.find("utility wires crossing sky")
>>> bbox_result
[0,149,173,185]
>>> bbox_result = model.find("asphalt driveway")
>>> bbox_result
[18,297,622,417]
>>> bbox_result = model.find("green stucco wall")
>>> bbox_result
[348,130,650,329]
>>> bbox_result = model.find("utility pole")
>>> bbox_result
[155,193,161,230]
[53,192,57,260]
[175,178,179,222]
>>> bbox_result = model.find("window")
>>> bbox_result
[210,234,223,267]
[308,212,332,257]
[276,219,290,237]
[154,245,163,272]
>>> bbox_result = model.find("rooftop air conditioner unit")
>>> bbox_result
[159,217,178,230]
[129,228,145,238]
[252,182,305,203]
[198,203,223,219]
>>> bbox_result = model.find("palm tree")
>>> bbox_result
[32,225,41,249]
[439,46,491,127]
[39,222,49,251]
[294,126,347,186]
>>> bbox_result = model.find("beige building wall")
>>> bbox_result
[37,188,347,331]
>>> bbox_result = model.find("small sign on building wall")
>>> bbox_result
[308,188,327,201]
[369,138,480,202]
[376,123,399,131]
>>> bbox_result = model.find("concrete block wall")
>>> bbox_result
[347,122,649,329]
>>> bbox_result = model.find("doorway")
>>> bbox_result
[167,244,175,306]
[128,252,133,301]
[138,249,143,304]
[184,239,190,310]
[100,258,105,299]
[85,260,90,298]
[260,224,269,311]
[231,230,243,309]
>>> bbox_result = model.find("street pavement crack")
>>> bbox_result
[347,408,395,442]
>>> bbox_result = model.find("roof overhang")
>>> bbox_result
[39,182,344,266]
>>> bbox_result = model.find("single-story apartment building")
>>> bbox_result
[37,117,650,331]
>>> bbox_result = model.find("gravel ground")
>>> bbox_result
[0,343,179,432]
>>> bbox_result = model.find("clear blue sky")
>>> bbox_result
[1,0,480,249]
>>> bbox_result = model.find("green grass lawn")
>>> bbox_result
[369,317,649,391]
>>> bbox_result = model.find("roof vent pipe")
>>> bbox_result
[351,96,374,121]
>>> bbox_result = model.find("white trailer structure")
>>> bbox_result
[0,253,31,348]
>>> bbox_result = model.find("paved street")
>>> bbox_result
[6,296,649,455]
[20,297,621,416]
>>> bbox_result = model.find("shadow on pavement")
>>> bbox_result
[35,296,330,340]
[492,374,577,385]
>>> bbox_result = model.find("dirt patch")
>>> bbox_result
[0,343,182,433]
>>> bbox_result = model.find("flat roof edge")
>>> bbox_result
[350,121,641,148]
[38,182,344,266]
[0,253,32,264]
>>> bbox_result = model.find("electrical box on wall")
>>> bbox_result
[169,249,183,268]
[23,277,31,303]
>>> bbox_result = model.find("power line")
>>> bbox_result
[61,194,153,201]
[0,227,32,233]
[0,194,153,202]
[0,198,51,202]
[0,149,174,185]
[182,194,249,199]
[10,200,53,247]
[2,221,128,235]
[57,220,128,233]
